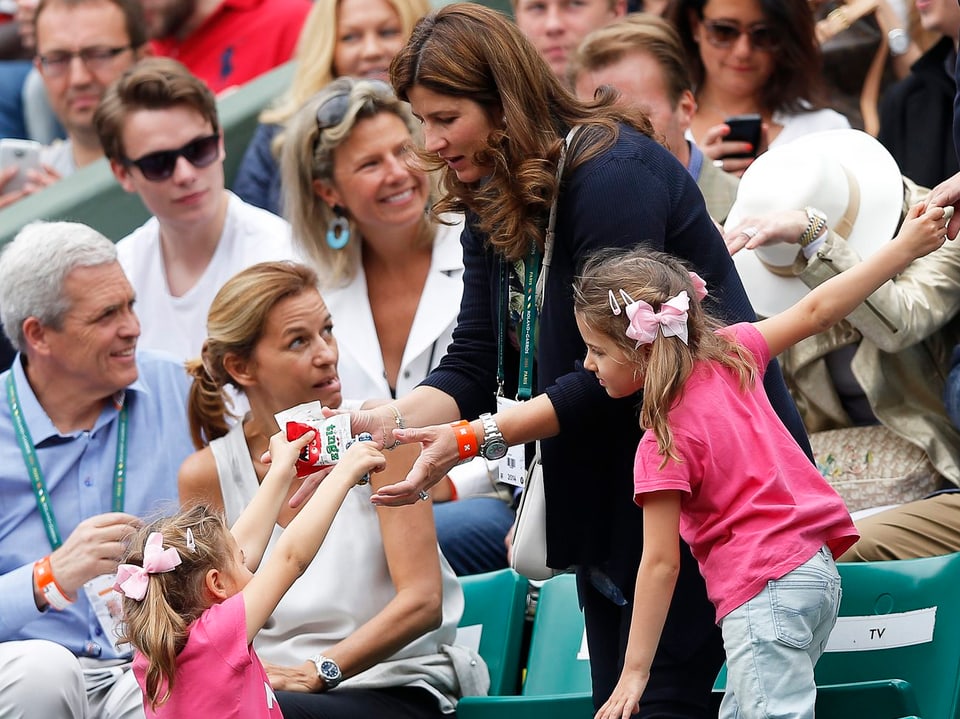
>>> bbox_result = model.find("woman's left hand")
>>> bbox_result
[724,210,809,255]
[265,660,322,693]
[370,423,462,506]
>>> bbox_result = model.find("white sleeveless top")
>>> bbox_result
[210,422,488,710]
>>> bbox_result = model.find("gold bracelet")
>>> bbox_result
[384,404,404,450]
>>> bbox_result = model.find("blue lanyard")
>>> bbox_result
[6,373,128,550]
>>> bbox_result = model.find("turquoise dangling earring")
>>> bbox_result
[326,205,350,250]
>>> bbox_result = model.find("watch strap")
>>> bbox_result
[800,207,828,248]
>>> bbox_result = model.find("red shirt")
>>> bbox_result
[151,0,309,94]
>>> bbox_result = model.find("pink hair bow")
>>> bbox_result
[688,272,708,301]
[114,532,182,601]
[624,291,691,347]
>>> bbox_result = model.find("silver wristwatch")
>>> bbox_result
[478,412,508,461]
[310,654,342,690]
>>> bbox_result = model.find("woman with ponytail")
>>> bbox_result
[177,260,485,719]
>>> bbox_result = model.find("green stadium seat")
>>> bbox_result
[458,572,594,719]
[457,568,529,696]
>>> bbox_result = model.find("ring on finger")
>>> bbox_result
[712,159,724,170]
[418,490,429,502]
[741,226,759,240]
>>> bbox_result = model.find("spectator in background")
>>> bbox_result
[513,0,625,81]
[666,0,849,176]
[0,0,148,209]
[95,58,297,361]
[878,0,960,188]
[141,0,308,94]
[0,221,194,719]
[724,129,960,513]
[233,0,428,215]
[569,14,739,222]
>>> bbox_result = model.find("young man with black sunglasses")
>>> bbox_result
[95,57,298,361]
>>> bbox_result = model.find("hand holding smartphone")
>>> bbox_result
[0,139,43,194]
[720,114,762,160]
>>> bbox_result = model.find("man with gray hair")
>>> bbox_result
[0,221,194,718]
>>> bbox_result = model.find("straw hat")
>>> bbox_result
[724,129,903,318]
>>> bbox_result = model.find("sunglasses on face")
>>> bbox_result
[315,79,393,133]
[702,19,779,52]
[121,133,221,182]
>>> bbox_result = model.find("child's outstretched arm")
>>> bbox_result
[242,440,386,644]
[596,491,683,719]
[757,201,951,359]
[230,430,316,572]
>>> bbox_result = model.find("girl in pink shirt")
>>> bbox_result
[114,431,384,718]
[573,200,948,719]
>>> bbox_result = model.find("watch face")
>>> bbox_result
[483,439,509,460]
[319,660,340,681]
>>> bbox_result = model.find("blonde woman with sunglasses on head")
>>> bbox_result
[666,0,849,176]
[281,77,517,577]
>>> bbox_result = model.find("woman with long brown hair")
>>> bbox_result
[332,4,813,715]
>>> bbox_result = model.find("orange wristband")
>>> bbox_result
[451,420,479,461]
[34,555,73,611]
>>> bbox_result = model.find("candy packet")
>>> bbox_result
[274,402,354,478]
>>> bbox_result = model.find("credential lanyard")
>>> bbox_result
[496,127,578,402]
[497,243,541,402]
[6,373,128,550]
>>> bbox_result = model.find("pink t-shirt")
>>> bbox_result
[134,593,282,718]
[633,323,858,622]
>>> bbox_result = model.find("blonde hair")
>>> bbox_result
[117,505,232,711]
[186,261,322,447]
[259,0,428,138]
[281,77,435,286]
[573,246,758,466]
[390,3,653,262]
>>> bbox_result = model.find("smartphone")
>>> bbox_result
[0,139,43,194]
[721,114,762,160]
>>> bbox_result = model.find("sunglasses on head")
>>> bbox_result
[121,133,221,182]
[315,79,393,134]
[702,19,779,52]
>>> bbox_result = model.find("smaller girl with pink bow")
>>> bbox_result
[572,198,948,719]
[114,431,385,718]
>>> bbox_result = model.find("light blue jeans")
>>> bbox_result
[719,546,842,719]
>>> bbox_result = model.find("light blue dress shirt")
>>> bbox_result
[0,350,194,659]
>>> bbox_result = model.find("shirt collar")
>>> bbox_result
[11,354,147,444]
[687,141,704,182]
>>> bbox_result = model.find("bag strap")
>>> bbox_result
[537,125,582,304]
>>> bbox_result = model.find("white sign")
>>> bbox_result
[824,607,936,652]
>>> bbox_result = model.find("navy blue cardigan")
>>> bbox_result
[421,124,810,587]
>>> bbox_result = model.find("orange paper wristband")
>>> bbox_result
[451,420,479,461]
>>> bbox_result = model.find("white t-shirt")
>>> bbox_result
[117,191,298,360]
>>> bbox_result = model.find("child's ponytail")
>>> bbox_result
[116,507,232,710]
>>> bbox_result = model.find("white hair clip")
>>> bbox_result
[185,528,196,553]
[608,289,636,316]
